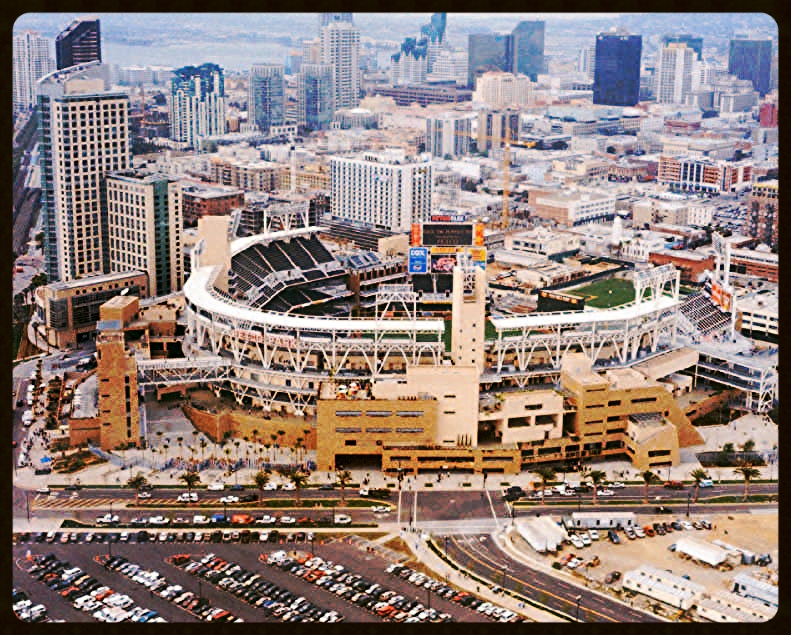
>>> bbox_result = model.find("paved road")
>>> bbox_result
[442,533,661,623]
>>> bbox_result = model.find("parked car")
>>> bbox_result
[604,571,622,584]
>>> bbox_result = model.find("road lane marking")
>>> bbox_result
[485,489,500,529]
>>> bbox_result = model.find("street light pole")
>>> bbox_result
[577,492,582,513]
[575,595,582,622]
[686,491,691,518]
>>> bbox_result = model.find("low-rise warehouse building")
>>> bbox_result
[732,573,778,608]
[563,511,636,530]
[696,591,776,623]
[622,566,705,611]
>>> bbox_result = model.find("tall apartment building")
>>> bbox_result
[426,113,473,158]
[728,38,772,96]
[320,20,361,110]
[319,13,353,27]
[474,71,533,108]
[662,34,703,60]
[511,21,545,81]
[428,48,468,86]
[302,38,321,64]
[656,42,697,104]
[477,109,520,152]
[329,150,434,232]
[748,179,778,248]
[106,169,184,296]
[248,64,285,134]
[532,190,616,227]
[170,63,226,149]
[390,38,428,85]
[55,17,101,70]
[13,31,55,115]
[593,31,642,107]
[577,45,596,80]
[298,63,334,130]
[37,61,131,282]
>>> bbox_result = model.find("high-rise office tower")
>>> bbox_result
[477,109,520,152]
[37,61,131,282]
[420,13,447,72]
[577,45,596,80]
[13,31,55,115]
[511,21,544,81]
[319,13,353,27]
[302,38,321,64]
[248,64,285,134]
[170,63,226,149]
[656,42,697,104]
[330,150,434,232]
[320,20,361,110]
[298,63,334,130]
[593,31,642,107]
[662,34,703,60]
[474,71,534,109]
[55,17,101,70]
[728,38,772,97]
[106,169,183,296]
[426,113,473,159]
[467,33,511,86]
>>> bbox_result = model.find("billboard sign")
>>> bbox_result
[421,222,474,247]
[408,247,429,274]
[411,223,422,246]
[431,213,468,223]
[431,253,458,273]
[474,222,485,246]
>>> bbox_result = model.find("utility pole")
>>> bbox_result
[575,595,582,622]
[686,491,691,518]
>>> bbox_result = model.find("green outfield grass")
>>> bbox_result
[566,278,636,309]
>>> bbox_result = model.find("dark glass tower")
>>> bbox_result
[468,33,512,86]
[593,32,642,107]
[248,64,285,134]
[55,18,101,70]
[511,21,545,81]
[728,39,772,96]
[662,34,703,60]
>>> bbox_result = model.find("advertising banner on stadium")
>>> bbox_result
[431,213,468,222]
[411,223,422,246]
[468,247,487,268]
[474,223,485,246]
[408,247,429,274]
[710,280,733,312]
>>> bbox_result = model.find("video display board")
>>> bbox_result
[422,223,474,247]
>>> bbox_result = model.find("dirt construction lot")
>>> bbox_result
[536,512,778,596]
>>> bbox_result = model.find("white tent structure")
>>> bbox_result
[675,538,728,567]
[513,516,569,553]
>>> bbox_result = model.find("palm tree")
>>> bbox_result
[270,434,278,459]
[741,439,755,453]
[294,437,304,464]
[177,436,184,460]
[733,463,761,501]
[640,470,661,503]
[336,469,353,505]
[127,473,149,505]
[279,467,309,506]
[179,472,201,497]
[588,470,607,505]
[264,443,271,464]
[200,438,208,461]
[233,440,241,462]
[690,468,709,503]
[533,467,556,505]
[253,470,270,502]
[163,443,170,466]
[252,429,260,445]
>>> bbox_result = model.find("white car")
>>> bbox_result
[371,506,390,514]
[96,514,120,524]
[119,532,129,542]
[569,535,585,549]
[208,482,225,491]
[282,482,296,491]
[359,488,369,497]
[588,529,600,541]
[597,489,615,496]
[580,533,592,546]
[36,486,50,495]
[263,482,278,491]
[562,489,576,496]
[633,526,645,538]
[219,495,239,504]
[681,521,694,531]
[334,514,352,525]
[193,515,210,524]
[138,491,152,499]
[256,515,277,524]
[177,492,199,503]
[147,516,169,525]
[279,516,296,524]
[609,482,626,489]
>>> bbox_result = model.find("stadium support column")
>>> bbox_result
[451,265,486,373]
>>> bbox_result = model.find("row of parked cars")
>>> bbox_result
[264,551,453,623]
[24,553,166,622]
[100,554,240,622]
[175,552,342,623]
[383,563,520,622]
[13,589,50,622]
[625,519,712,540]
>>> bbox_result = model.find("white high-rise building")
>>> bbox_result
[427,48,468,86]
[106,169,183,296]
[577,45,596,80]
[320,21,361,110]
[426,114,474,158]
[390,41,428,85]
[656,42,697,104]
[302,38,321,64]
[474,71,534,109]
[37,62,131,282]
[13,31,54,115]
[170,63,226,149]
[330,150,434,232]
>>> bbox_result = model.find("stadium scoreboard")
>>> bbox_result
[412,222,484,247]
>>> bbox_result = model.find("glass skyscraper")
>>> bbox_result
[55,18,101,70]
[248,64,285,134]
[467,33,512,86]
[593,32,642,107]
[729,38,772,96]
[511,21,545,81]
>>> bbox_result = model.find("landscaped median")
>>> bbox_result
[126,498,391,509]
[511,494,778,508]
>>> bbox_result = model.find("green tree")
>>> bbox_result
[336,469,353,505]
[741,439,755,453]
[690,468,709,503]
[179,471,201,496]
[126,473,149,505]
[733,464,761,501]
[253,470,270,502]
[279,467,309,506]
[640,470,661,503]
[533,467,556,505]
[722,443,735,454]
[587,470,607,505]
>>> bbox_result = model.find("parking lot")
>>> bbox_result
[516,511,778,596]
[12,533,504,622]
